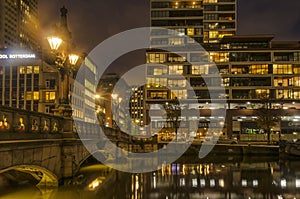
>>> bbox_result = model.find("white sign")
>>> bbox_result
[0,53,36,59]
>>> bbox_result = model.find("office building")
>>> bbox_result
[0,0,39,50]
[0,50,58,113]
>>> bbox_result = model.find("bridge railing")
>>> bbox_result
[0,106,156,145]
[0,106,63,134]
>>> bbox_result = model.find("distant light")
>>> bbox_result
[153,176,157,189]
[180,178,185,186]
[87,178,103,190]
[192,178,198,187]
[242,179,247,187]
[111,93,118,100]
[219,179,224,188]
[296,179,300,188]
[253,180,258,187]
[281,179,286,188]
[210,179,215,187]
[200,179,205,187]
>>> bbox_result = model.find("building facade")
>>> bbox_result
[96,73,131,132]
[71,56,97,123]
[146,34,300,139]
[146,0,300,140]
[0,50,60,113]
[0,0,39,50]
[150,0,236,44]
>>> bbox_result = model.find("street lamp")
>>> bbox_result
[47,35,79,117]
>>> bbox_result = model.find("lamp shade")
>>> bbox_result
[47,36,62,50]
[69,54,79,65]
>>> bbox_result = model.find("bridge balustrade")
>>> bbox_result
[0,106,63,134]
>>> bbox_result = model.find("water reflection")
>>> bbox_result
[1,156,300,199]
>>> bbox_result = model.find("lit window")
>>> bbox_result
[200,179,205,187]
[253,180,258,187]
[281,179,286,188]
[192,65,209,74]
[19,66,25,74]
[296,179,300,188]
[180,178,185,186]
[171,89,187,99]
[242,179,247,187]
[273,64,293,74]
[26,66,32,74]
[147,53,167,63]
[25,91,39,100]
[33,66,39,74]
[210,52,229,62]
[33,92,39,100]
[187,28,194,36]
[45,92,56,101]
[219,179,224,188]
[249,64,268,74]
[26,92,32,100]
[169,65,183,75]
[169,37,184,45]
[192,179,198,187]
[209,31,218,39]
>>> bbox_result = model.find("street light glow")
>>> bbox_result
[69,54,79,65]
[47,36,62,50]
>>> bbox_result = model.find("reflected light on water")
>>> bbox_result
[1,157,300,199]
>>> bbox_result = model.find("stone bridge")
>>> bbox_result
[0,106,141,187]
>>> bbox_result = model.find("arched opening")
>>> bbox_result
[0,165,58,189]
[79,150,111,169]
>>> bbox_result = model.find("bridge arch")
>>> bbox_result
[78,150,110,169]
[0,165,58,188]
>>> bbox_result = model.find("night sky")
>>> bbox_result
[39,0,300,75]
[39,0,300,52]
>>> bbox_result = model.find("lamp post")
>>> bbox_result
[47,36,79,117]
[47,7,79,118]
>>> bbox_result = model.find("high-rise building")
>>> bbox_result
[0,0,39,50]
[129,85,146,126]
[146,0,300,141]
[150,0,236,44]
[96,73,131,132]
[0,6,88,119]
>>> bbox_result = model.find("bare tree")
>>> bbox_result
[163,99,181,141]
[256,95,281,144]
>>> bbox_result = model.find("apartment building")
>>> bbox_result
[146,0,300,139]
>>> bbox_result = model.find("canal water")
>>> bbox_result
[0,155,300,199]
